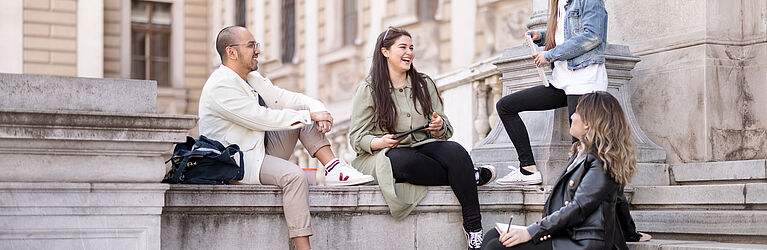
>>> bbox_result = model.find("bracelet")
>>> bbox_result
[439,122,446,131]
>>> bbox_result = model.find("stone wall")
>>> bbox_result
[607,0,767,163]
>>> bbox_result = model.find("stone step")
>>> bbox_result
[629,240,767,250]
[631,183,767,206]
[630,210,767,243]
[631,163,670,186]
[671,159,767,184]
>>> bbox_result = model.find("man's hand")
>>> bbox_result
[499,228,533,247]
[310,111,333,124]
[316,120,332,134]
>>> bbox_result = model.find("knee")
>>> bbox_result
[496,95,518,115]
[280,167,308,188]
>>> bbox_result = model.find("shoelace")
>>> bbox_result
[468,231,483,247]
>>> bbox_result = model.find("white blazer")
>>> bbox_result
[198,65,327,184]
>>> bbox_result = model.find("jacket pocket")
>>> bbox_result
[571,228,605,241]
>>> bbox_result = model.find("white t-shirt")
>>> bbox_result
[548,0,608,95]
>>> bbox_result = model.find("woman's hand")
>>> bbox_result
[425,112,445,137]
[371,134,405,150]
[532,51,547,67]
[526,30,542,41]
[499,228,533,247]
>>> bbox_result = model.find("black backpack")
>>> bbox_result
[162,135,244,184]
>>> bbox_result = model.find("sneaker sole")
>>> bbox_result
[496,179,542,185]
[325,176,375,186]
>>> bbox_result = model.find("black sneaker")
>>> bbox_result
[464,228,483,250]
[476,165,497,186]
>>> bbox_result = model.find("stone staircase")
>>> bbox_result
[626,159,767,249]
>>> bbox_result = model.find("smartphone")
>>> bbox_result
[393,123,430,140]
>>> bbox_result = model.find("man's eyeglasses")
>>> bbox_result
[229,42,260,51]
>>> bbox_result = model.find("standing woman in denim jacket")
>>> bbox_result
[495,0,608,185]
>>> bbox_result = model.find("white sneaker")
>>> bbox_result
[319,160,374,186]
[495,166,542,185]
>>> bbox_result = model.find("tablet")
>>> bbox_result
[393,123,430,140]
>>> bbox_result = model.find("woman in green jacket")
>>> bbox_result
[349,27,497,250]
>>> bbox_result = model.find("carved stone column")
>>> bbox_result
[474,81,490,146]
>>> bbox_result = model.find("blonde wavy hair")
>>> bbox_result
[571,91,636,186]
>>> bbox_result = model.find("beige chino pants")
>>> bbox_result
[258,111,330,238]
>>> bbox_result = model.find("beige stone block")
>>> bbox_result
[104,36,121,49]
[439,23,450,41]
[50,51,76,64]
[184,4,206,15]
[104,0,121,9]
[104,24,121,36]
[104,10,121,22]
[23,23,50,36]
[185,41,208,53]
[24,63,76,76]
[103,61,121,73]
[185,53,207,63]
[185,65,208,77]
[24,37,75,52]
[185,29,207,39]
[51,0,76,12]
[24,0,50,10]
[50,25,76,39]
[24,10,76,25]
[24,50,50,63]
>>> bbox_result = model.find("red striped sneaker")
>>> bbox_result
[319,159,374,186]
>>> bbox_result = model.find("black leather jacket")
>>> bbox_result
[526,152,628,250]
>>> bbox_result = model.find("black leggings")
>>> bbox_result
[496,85,581,167]
[385,141,481,231]
[481,229,552,250]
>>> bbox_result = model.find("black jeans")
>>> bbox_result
[481,229,553,250]
[496,85,581,167]
[385,141,481,231]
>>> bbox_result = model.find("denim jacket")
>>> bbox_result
[534,0,608,70]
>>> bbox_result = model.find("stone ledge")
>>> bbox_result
[164,185,548,213]
[0,110,197,182]
[631,184,747,205]
[0,182,168,216]
[628,240,767,250]
[0,73,158,113]
[631,211,767,237]
[671,160,767,183]
[632,163,670,186]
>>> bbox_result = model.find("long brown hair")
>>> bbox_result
[367,27,437,132]
[544,0,559,51]
[572,92,636,186]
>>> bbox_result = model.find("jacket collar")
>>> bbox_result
[219,65,257,95]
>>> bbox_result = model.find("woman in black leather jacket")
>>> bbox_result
[483,91,637,250]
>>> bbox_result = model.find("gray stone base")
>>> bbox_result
[0,182,168,250]
[162,185,554,250]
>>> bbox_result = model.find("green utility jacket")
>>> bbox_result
[348,74,453,220]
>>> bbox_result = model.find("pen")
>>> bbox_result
[506,215,514,234]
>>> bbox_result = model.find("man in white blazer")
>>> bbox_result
[199,26,373,250]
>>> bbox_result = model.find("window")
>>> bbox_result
[235,0,247,27]
[131,1,171,86]
[281,0,295,63]
[418,0,438,21]
[342,0,357,46]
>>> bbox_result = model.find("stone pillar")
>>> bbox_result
[470,0,665,184]
[0,74,197,249]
